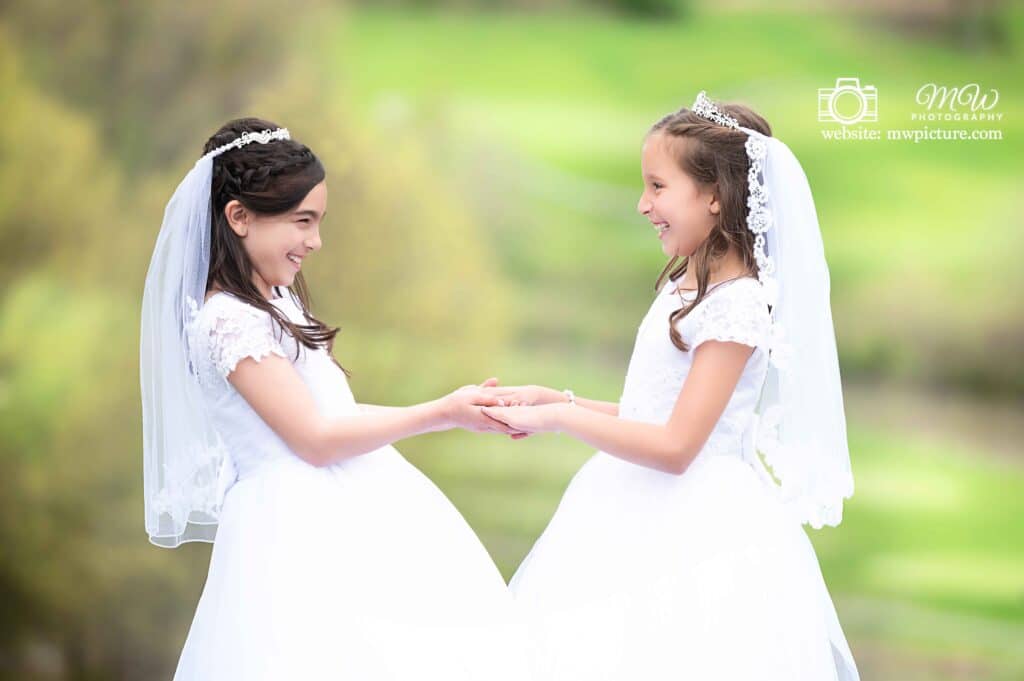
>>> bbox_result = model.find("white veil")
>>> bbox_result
[690,89,854,528]
[737,122,855,529]
[140,128,290,548]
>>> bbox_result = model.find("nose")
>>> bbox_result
[305,226,322,252]
[637,192,651,216]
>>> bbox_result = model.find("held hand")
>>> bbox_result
[480,404,563,436]
[480,384,566,408]
[441,378,526,435]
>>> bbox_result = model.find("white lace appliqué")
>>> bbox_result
[688,283,772,351]
[185,295,288,389]
[148,436,234,522]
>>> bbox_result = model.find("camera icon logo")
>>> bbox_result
[818,78,878,125]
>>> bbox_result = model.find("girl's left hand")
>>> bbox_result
[480,404,562,436]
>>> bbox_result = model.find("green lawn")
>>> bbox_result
[311,7,1024,678]
[322,7,1024,386]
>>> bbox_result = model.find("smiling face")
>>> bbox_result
[224,180,328,299]
[636,132,720,258]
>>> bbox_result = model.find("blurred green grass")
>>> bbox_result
[327,6,1024,393]
[317,6,1024,678]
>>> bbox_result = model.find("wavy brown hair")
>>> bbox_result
[648,98,772,352]
[203,117,347,374]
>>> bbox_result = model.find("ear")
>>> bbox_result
[707,191,721,216]
[224,200,250,237]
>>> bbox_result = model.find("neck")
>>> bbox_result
[252,272,276,301]
[678,249,748,289]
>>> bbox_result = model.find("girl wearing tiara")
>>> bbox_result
[482,93,860,680]
[140,118,531,680]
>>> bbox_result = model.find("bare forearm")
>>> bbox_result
[357,403,402,414]
[312,400,448,466]
[575,397,619,416]
[539,386,618,415]
[552,404,694,474]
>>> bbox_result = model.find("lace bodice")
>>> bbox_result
[618,276,771,460]
[184,289,360,480]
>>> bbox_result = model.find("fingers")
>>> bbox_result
[479,377,500,388]
[477,388,530,407]
[473,393,504,408]
[479,406,506,427]
[478,386,519,397]
[482,418,518,435]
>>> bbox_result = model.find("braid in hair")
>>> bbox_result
[202,117,347,375]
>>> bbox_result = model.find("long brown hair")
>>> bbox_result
[648,99,772,352]
[203,117,347,374]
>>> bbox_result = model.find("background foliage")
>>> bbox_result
[0,1,1021,679]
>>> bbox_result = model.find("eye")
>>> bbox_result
[298,218,311,224]
[652,182,664,190]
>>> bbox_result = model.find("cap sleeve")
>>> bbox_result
[192,295,288,382]
[688,280,771,352]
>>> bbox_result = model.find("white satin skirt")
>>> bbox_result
[174,449,532,680]
[510,449,860,681]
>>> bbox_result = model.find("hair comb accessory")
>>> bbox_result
[691,91,740,129]
[205,127,290,161]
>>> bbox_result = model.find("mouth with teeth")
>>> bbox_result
[286,253,303,271]
[653,222,670,239]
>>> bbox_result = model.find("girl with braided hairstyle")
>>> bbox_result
[140,118,532,680]
[482,94,860,680]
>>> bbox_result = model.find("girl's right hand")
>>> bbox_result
[482,384,567,408]
[481,385,573,439]
[438,380,524,435]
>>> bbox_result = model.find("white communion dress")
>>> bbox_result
[172,288,531,680]
[510,276,859,681]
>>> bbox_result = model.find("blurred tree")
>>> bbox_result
[0,7,512,677]
[354,0,687,19]
[0,34,123,295]
[0,0,330,172]
[866,0,1012,52]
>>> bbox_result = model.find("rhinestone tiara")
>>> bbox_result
[203,127,291,161]
[691,91,740,129]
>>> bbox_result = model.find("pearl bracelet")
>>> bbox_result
[563,389,576,406]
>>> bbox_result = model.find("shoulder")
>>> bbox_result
[200,290,291,325]
[716,276,768,307]
[188,292,275,339]
[686,277,771,351]
[187,293,288,381]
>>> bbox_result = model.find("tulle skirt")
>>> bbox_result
[510,450,860,681]
[174,449,531,681]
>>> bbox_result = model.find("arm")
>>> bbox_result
[229,356,509,467]
[574,396,619,416]
[357,404,403,414]
[484,385,619,416]
[482,340,752,474]
[358,377,500,415]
